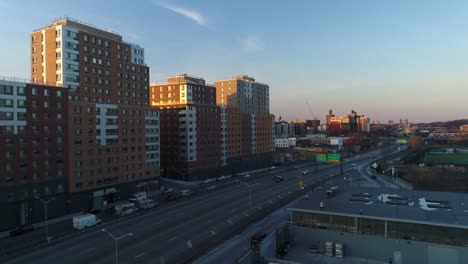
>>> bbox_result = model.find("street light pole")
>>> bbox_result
[34,196,55,243]
[101,229,133,264]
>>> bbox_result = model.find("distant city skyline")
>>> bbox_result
[1,0,468,123]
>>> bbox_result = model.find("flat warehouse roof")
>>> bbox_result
[292,186,468,228]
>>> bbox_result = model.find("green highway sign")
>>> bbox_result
[316,154,327,162]
[327,153,340,162]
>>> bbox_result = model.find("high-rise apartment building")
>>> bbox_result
[214,76,274,173]
[150,74,221,179]
[30,18,159,213]
[0,79,69,229]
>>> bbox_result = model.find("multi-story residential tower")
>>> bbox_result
[31,18,159,212]
[214,76,274,173]
[0,79,69,229]
[150,74,221,180]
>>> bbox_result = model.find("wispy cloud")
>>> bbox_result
[156,1,206,26]
[242,34,264,52]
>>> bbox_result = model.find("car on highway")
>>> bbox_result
[274,176,284,182]
[166,193,181,201]
[162,188,174,194]
[9,224,34,237]
[316,186,324,190]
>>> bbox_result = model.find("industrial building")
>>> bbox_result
[285,187,468,264]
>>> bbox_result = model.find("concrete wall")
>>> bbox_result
[294,227,468,264]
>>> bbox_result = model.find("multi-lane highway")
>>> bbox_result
[6,149,388,264]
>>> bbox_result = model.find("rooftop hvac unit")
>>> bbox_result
[325,241,334,257]
[335,242,344,258]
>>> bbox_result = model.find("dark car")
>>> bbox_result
[274,176,284,182]
[9,224,34,237]
[166,193,180,201]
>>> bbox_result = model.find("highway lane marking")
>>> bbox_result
[187,240,193,248]
[228,219,233,225]
[78,247,96,256]
[135,252,145,259]
[210,230,216,235]
[243,211,249,216]
[168,236,177,242]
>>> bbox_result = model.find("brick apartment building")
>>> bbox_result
[150,74,222,180]
[0,18,161,230]
[30,17,160,213]
[0,79,70,229]
[214,75,275,173]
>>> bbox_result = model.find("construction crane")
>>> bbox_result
[305,102,318,120]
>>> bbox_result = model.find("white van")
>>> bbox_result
[73,214,101,231]
[115,202,138,216]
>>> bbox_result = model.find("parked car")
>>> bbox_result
[9,224,34,237]
[274,176,284,182]
[129,192,147,203]
[73,214,102,231]
[114,202,138,216]
[138,199,157,209]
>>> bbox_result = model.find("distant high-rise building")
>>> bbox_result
[357,115,370,133]
[326,109,334,126]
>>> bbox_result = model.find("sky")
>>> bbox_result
[1,0,468,123]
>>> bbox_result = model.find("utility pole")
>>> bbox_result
[101,229,133,264]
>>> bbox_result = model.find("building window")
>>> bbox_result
[56,90,62,97]
[44,89,49,96]
[84,35,89,42]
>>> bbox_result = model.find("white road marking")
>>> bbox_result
[135,252,145,259]
[168,236,177,242]
[187,240,193,249]
[228,219,233,225]
[210,230,216,235]
[243,211,249,216]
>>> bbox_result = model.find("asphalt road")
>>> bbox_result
[7,150,385,264]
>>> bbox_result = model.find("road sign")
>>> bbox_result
[327,153,340,163]
[316,154,327,162]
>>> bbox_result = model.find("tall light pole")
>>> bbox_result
[34,196,55,243]
[240,182,252,210]
[101,229,133,264]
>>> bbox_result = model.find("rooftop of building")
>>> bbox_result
[32,17,143,47]
[292,186,468,229]
[214,75,269,86]
[151,74,217,87]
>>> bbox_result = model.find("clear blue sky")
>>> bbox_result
[1,0,468,123]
